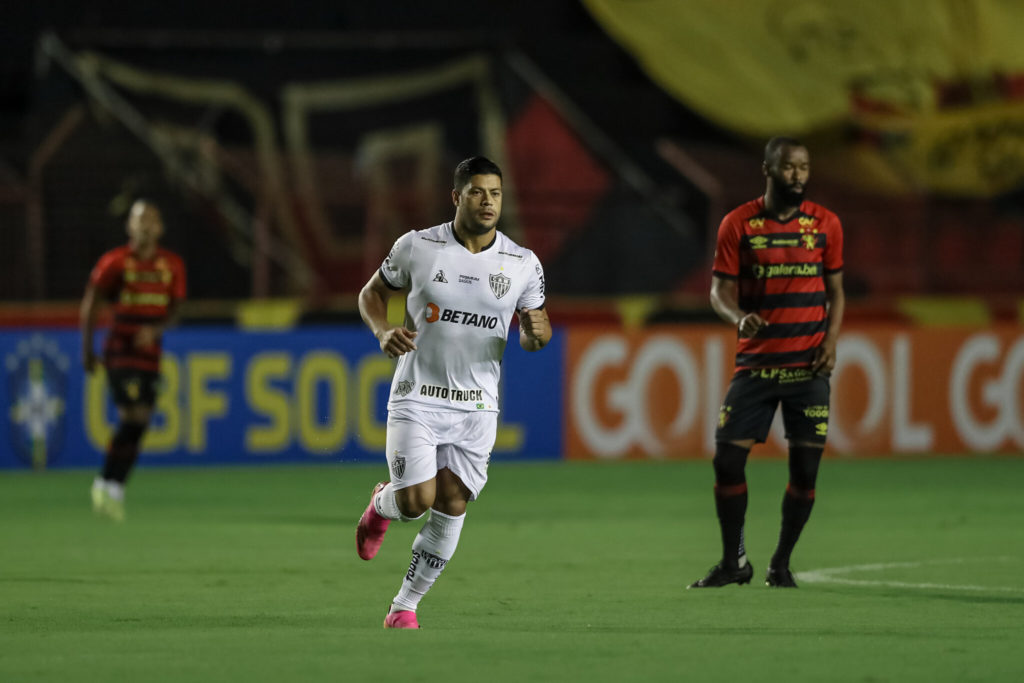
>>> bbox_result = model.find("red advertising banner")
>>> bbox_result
[565,325,1024,459]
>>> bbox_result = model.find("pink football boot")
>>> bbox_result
[383,609,420,629]
[355,482,391,560]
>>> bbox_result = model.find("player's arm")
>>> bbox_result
[80,283,106,374]
[711,275,767,338]
[518,307,551,352]
[811,271,845,373]
[358,271,417,359]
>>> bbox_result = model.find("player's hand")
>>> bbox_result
[378,327,418,359]
[811,337,837,375]
[82,350,99,374]
[134,325,160,349]
[737,313,768,338]
[518,307,550,343]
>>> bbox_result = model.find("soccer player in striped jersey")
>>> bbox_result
[354,156,551,628]
[689,138,845,589]
[80,199,186,521]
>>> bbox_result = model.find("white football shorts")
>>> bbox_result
[384,406,498,501]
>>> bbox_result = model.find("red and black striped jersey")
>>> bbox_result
[712,197,843,371]
[88,245,187,372]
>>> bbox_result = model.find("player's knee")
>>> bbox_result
[713,441,750,486]
[788,443,823,490]
[114,420,147,446]
[395,486,434,519]
[119,405,153,426]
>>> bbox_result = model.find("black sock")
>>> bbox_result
[713,442,751,570]
[771,444,823,569]
[770,484,814,569]
[100,422,146,484]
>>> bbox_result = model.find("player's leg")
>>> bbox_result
[356,409,437,560]
[769,374,830,587]
[93,370,154,520]
[386,466,471,626]
[386,411,493,627]
[690,373,776,588]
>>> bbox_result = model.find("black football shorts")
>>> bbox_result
[715,368,831,445]
[106,367,161,407]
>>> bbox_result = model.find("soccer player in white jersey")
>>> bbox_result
[355,156,552,629]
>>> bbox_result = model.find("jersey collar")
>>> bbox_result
[449,221,497,253]
[753,197,808,224]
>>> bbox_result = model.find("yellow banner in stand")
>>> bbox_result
[582,0,1024,139]
[854,99,1024,196]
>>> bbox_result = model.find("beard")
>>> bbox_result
[775,183,805,208]
[464,217,495,235]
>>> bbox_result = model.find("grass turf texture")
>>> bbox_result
[2,458,1022,683]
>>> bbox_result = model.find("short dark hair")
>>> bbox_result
[764,136,804,165]
[454,156,502,191]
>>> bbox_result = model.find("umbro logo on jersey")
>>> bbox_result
[433,270,448,283]
[489,273,511,299]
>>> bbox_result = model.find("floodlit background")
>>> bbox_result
[1,4,1023,683]
[3,2,1024,468]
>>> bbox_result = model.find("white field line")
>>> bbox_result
[798,557,1024,593]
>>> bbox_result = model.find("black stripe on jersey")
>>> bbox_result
[741,233,826,251]
[739,262,823,279]
[379,267,402,290]
[106,348,161,361]
[735,348,817,368]
[755,320,827,339]
[739,291,826,309]
[712,269,738,280]
[114,313,166,325]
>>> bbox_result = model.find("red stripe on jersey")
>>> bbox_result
[761,308,827,324]
[762,279,823,295]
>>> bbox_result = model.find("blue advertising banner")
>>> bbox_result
[0,327,563,469]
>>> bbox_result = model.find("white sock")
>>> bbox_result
[392,509,465,612]
[373,483,426,522]
[105,481,125,501]
[373,483,402,520]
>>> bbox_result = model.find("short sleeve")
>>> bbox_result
[379,231,414,290]
[517,252,546,311]
[824,214,844,273]
[89,250,122,295]
[711,216,741,278]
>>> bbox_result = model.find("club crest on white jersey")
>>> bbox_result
[489,273,511,299]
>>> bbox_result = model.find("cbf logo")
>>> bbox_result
[5,334,70,469]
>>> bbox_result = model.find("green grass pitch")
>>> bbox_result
[2,457,1022,682]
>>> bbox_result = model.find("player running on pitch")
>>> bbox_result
[689,137,845,589]
[81,199,186,521]
[355,156,551,628]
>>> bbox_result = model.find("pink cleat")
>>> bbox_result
[356,481,391,560]
[383,610,420,629]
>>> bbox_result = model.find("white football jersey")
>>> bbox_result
[379,221,546,413]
